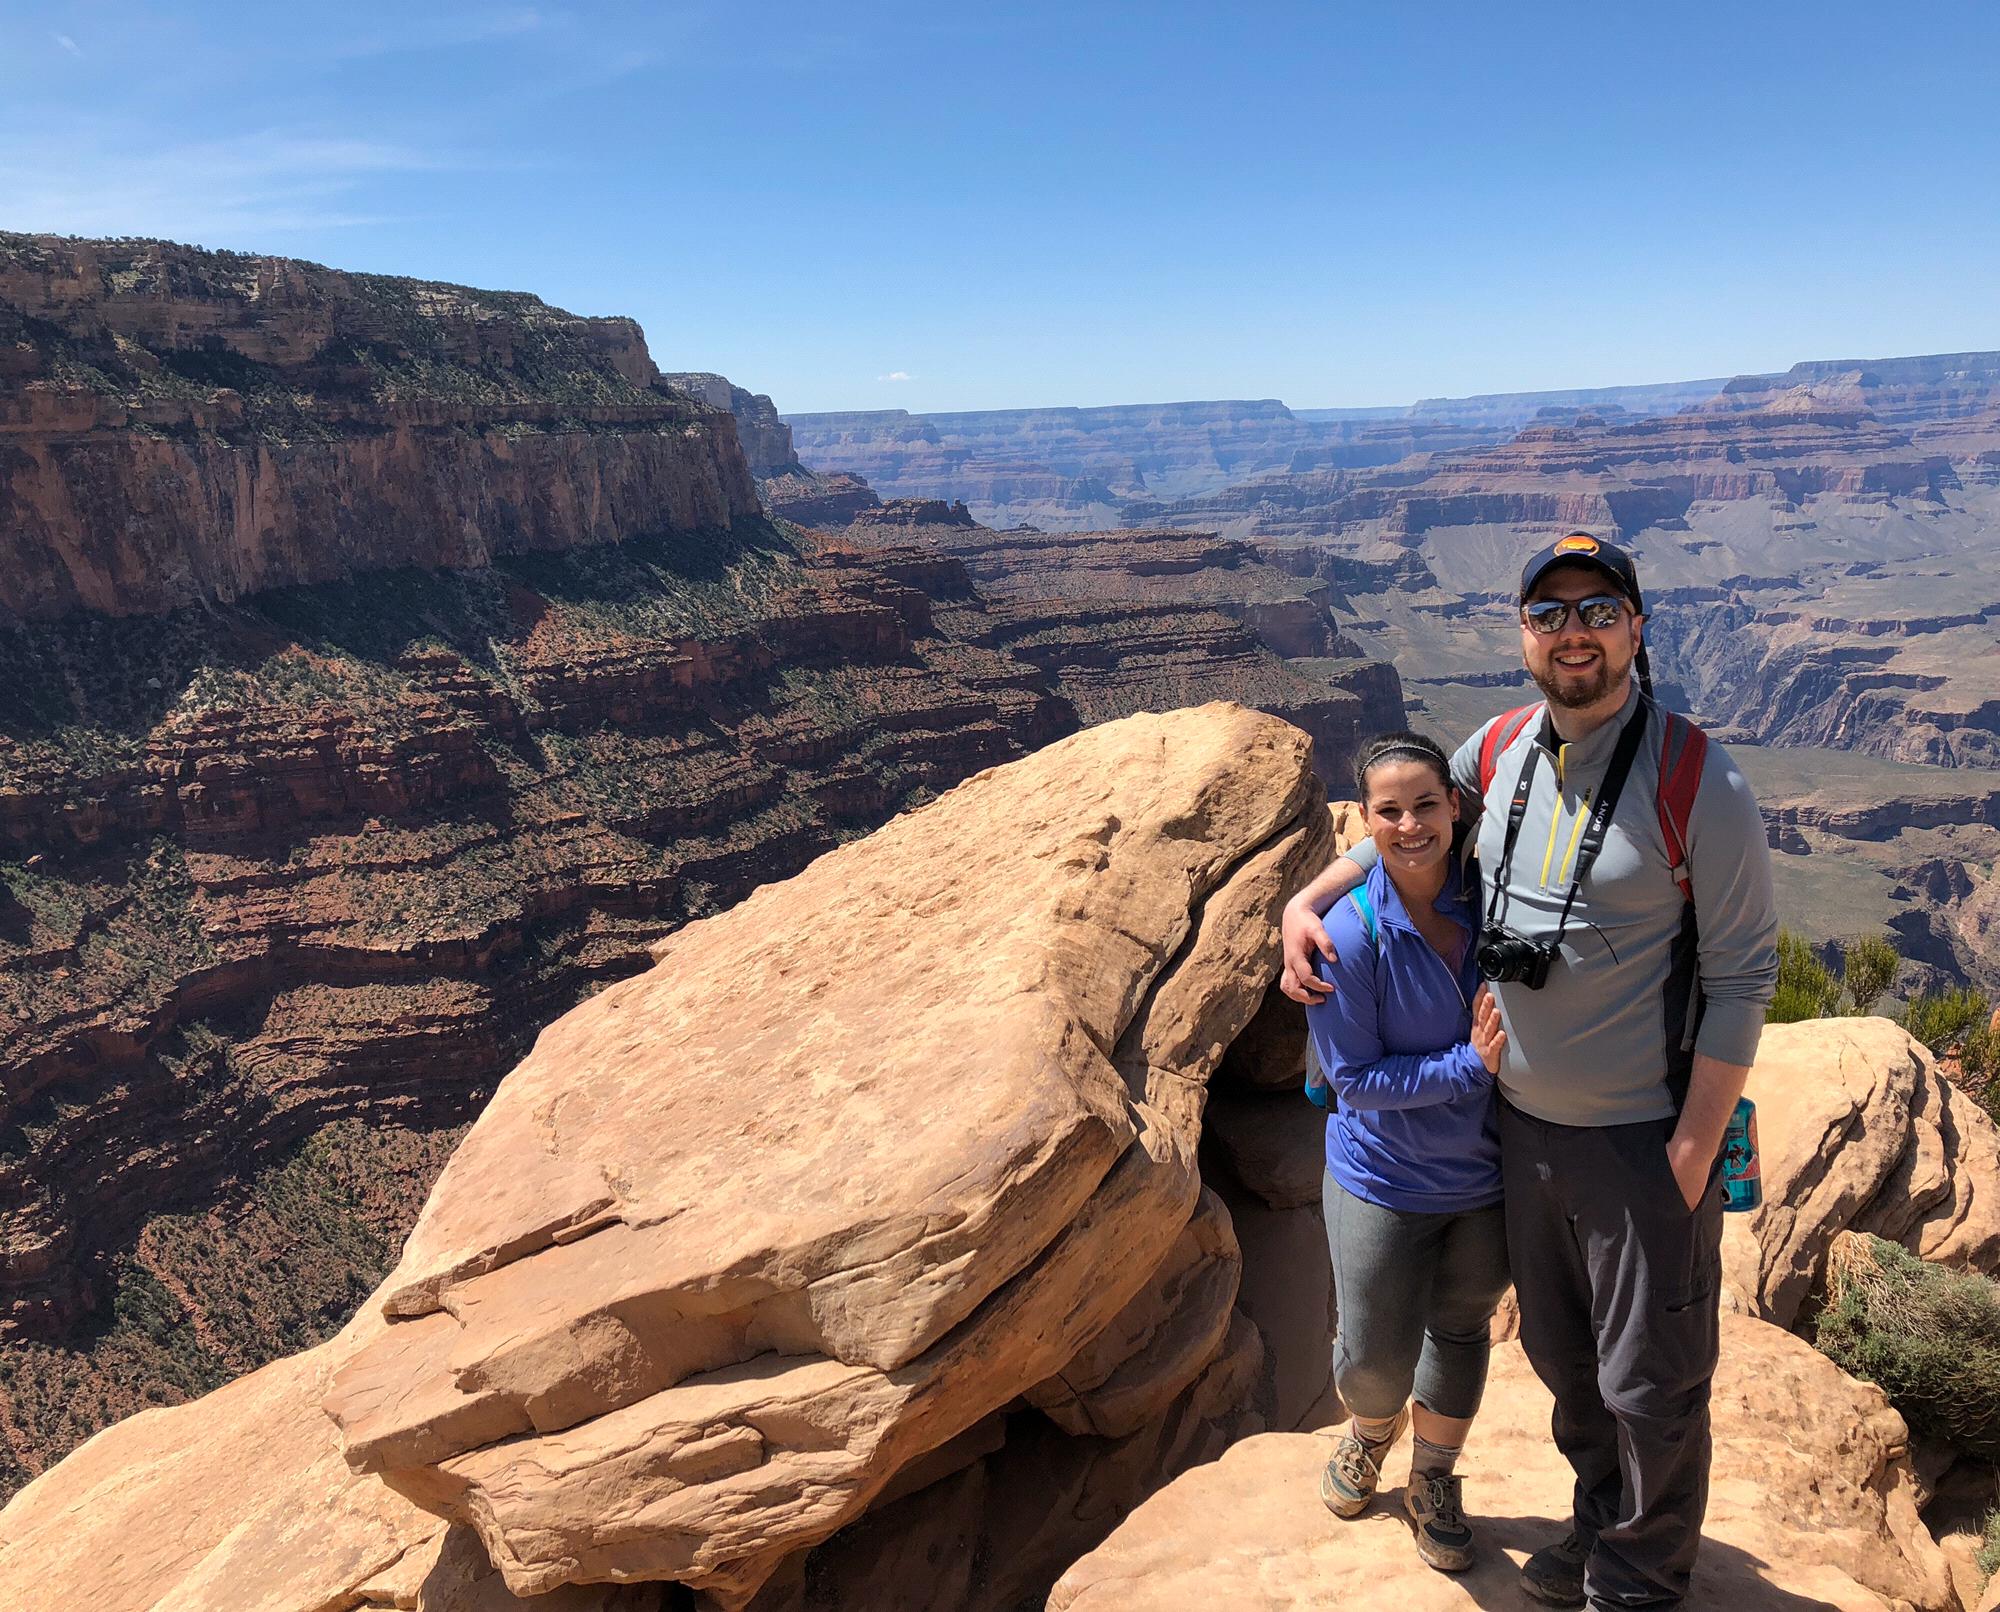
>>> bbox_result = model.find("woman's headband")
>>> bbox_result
[1361,743,1450,774]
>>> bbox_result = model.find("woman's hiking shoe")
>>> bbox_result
[1519,1530,1589,1607]
[1319,1407,1408,1518]
[1403,1472,1475,1571]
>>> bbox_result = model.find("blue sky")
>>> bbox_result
[3,2,1996,413]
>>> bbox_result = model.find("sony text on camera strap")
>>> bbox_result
[1484,700,1652,954]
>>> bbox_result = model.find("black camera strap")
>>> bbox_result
[1485,700,1651,950]
[1485,736,1544,932]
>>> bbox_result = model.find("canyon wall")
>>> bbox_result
[822,515,1405,793]
[786,357,1995,540]
[783,398,1504,529]
[0,234,761,621]
[1382,374,1736,431]
[659,371,800,477]
[0,238,1407,1498]
[0,524,1074,1339]
[785,381,1740,530]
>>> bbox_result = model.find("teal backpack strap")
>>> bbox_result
[1347,886,1379,948]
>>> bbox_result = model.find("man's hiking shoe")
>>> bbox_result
[1519,1530,1588,1607]
[1319,1407,1408,1518]
[1404,1471,1475,1571]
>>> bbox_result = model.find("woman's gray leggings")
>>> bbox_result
[1324,1171,1512,1422]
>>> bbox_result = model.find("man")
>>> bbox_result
[1280,534,1778,1609]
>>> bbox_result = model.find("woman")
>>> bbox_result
[1304,730,1509,1573]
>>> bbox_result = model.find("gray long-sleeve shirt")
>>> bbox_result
[1348,683,1779,1125]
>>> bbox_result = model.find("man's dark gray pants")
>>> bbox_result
[1500,1101,1725,1610]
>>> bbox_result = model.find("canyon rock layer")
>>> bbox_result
[783,378,1734,533]
[0,235,761,621]
[3,707,1994,1612]
[819,516,1405,798]
[0,235,1409,1498]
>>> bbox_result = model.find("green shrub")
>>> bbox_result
[1813,1233,2000,1459]
[1963,1019,1998,1086]
[1902,987,1993,1057]
[1768,930,1910,1024]
[1770,928,1844,1023]
[1980,1507,2000,1584]
[1840,935,1900,1016]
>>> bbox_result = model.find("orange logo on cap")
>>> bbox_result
[1553,534,1601,555]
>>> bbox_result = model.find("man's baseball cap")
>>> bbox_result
[1519,532,1645,614]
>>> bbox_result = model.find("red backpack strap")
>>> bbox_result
[1477,704,1542,796]
[1654,709,1708,903]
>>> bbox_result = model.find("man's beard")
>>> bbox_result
[1529,654,1622,709]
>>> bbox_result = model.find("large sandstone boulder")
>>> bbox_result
[1726,1017,2000,1327]
[0,704,1330,1611]
[1050,1312,1958,1612]
[0,1314,438,1612]
[321,703,1329,1605]
[1212,797,1365,1098]
[742,1312,1268,1612]
[0,1309,665,1612]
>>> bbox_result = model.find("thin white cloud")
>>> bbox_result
[328,7,548,60]
[878,370,913,382]
[52,32,82,56]
[0,129,447,242]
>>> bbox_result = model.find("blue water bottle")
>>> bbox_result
[1721,1096,1761,1212]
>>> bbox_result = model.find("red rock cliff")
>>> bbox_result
[0,234,761,620]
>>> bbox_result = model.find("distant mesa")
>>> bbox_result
[850,496,978,528]
[782,381,1743,530]
[1728,351,2000,425]
[758,466,883,526]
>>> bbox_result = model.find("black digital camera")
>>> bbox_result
[1475,927,1557,989]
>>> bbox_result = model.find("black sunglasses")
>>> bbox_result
[1522,594,1629,634]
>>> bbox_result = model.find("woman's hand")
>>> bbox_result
[1471,985,1507,1076]
[1279,895,1337,1003]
